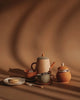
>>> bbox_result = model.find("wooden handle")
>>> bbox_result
[33,84,44,88]
[25,82,44,88]
[31,62,37,72]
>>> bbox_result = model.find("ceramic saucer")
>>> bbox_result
[3,77,25,86]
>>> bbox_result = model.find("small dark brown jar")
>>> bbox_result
[56,63,71,83]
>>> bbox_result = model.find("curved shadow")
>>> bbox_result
[0,84,60,100]
[0,96,8,100]
[10,0,64,68]
[1,83,80,100]
[54,1,80,71]
[32,0,65,57]
[10,0,42,68]
[72,75,80,78]
[72,79,80,83]
[0,76,79,99]
[12,85,80,99]
[44,86,80,99]
[53,82,80,93]
[0,0,27,13]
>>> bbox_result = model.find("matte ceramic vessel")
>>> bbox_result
[37,72,50,83]
[24,69,37,78]
[56,63,71,83]
[31,53,55,74]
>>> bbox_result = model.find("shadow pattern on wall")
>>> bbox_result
[54,0,80,72]
[10,0,42,68]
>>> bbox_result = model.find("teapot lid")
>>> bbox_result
[37,53,49,60]
[58,63,69,70]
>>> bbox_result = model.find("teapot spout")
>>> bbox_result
[50,62,55,69]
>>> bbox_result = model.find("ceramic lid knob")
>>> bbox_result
[58,63,69,70]
[37,53,48,59]
[61,62,64,66]
[42,53,45,57]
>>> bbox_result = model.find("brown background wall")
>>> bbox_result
[0,0,80,76]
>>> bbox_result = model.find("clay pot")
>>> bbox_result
[36,72,50,83]
[31,53,55,74]
[24,69,37,78]
[56,63,71,83]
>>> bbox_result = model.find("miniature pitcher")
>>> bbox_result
[31,53,55,74]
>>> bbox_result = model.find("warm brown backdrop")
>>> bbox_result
[0,0,80,74]
[0,0,80,100]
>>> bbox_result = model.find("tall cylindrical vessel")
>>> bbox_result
[37,57,50,74]
[31,53,51,74]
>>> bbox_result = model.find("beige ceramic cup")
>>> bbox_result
[31,56,50,74]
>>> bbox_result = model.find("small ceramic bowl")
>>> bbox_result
[36,72,50,83]
[24,69,37,78]
[3,77,25,85]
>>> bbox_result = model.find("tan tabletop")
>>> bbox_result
[0,73,80,100]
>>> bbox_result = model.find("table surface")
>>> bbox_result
[0,74,80,100]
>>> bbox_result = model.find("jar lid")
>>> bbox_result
[58,63,69,70]
[37,72,50,76]
[37,53,49,60]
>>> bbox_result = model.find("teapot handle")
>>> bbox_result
[31,62,37,72]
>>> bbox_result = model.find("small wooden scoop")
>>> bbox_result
[25,82,44,88]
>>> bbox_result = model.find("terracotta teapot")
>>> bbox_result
[24,69,37,78]
[31,53,55,74]
[56,63,71,83]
